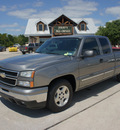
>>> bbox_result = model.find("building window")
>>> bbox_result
[78,21,87,31]
[81,23,85,31]
[40,38,50,44]
[49,27,52,34]
[39,24,43,31]
[44,24,47,30]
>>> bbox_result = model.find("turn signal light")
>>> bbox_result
[31,71,35,78]
[30,81,34,88]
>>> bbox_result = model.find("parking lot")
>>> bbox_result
[0,49,22,60]
[0,51,120,130]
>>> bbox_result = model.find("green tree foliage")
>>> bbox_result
[0,33,28,47]
[96,20,120,46]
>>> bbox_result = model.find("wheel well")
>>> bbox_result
[49,75,76,92]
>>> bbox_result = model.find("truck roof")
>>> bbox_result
[53,35,107,39]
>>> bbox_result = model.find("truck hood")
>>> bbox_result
[0,53,71,71]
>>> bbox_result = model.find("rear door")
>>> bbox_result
[98,37,115,79]
[79,37,105,88]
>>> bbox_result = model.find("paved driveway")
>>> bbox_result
[0,49,22,60]
[0,51,120,130]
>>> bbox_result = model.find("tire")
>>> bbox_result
[30,50,33,53]
[47,79,73,112]
[29,49,33,53]
[22,51,26,54]
[116,74,120,82]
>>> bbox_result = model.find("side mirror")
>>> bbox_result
[83,50,95,57]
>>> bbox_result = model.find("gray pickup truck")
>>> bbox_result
[0,35,120,112]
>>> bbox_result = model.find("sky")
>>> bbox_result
[0,0,120,35]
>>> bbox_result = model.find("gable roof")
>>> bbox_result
[25,15,98,36]
[49,14,77,26]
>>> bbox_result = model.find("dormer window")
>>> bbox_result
[80,23,85,31]
[37,21,45,31]
[39,24,43,31]
[78,21,87,31]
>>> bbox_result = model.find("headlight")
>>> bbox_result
[18,81,34,88]
[18,81,30,87]
[19,71,35,88]
[20,71,35,78]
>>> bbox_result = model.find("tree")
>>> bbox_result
[0,33,28,47]
[0,33,10,47]
[96,20,120,46]
[17,35,28,45]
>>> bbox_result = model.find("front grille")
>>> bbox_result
[0,68,18,77]
[0,68,18,86]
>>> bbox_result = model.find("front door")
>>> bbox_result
[79,37,104,88]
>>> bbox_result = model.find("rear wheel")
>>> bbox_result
[22,51,26,54]
[29,49,33,53]
[47,79,73,112]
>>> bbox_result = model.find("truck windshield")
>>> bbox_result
[36,38,81,56]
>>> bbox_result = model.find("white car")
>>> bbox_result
[13,43,21,49]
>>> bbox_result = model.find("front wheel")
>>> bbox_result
[47,79,73,112]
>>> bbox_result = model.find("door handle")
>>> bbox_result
[100,59,103,63]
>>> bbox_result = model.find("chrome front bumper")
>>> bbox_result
[0,83,48,103]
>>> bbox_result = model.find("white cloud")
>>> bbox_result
[38,0,98,18]
[8,9,37,19]
[7,0,98,19]
[93,19,103,25]
[34,1,43,7]
[106,6,120,18]
[6,29,21,32]
[0,5,7,12]
[0,23,19,28]
[66,0,97,11]
[10,5,18,10]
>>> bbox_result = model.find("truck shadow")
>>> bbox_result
[0,97,52,117]
[0,78,119,118]
[72,77,119,103]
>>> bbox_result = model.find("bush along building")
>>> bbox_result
[25,14,98,44]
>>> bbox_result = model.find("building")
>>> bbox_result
[25,14,98,44]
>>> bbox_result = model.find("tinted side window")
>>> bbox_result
[29,44,34,46]
[35,43,39,46]
[98,38,111,54]
[82,38,100,55]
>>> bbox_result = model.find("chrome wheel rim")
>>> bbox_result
[54,86,70,107]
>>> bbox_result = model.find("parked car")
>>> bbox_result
[1,35,120,112]
[0,46,6,52]
[20,43,41,54]
[9,46,18,52]
[13,43,21,49]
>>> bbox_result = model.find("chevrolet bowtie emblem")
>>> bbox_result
[0,73,6,78]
